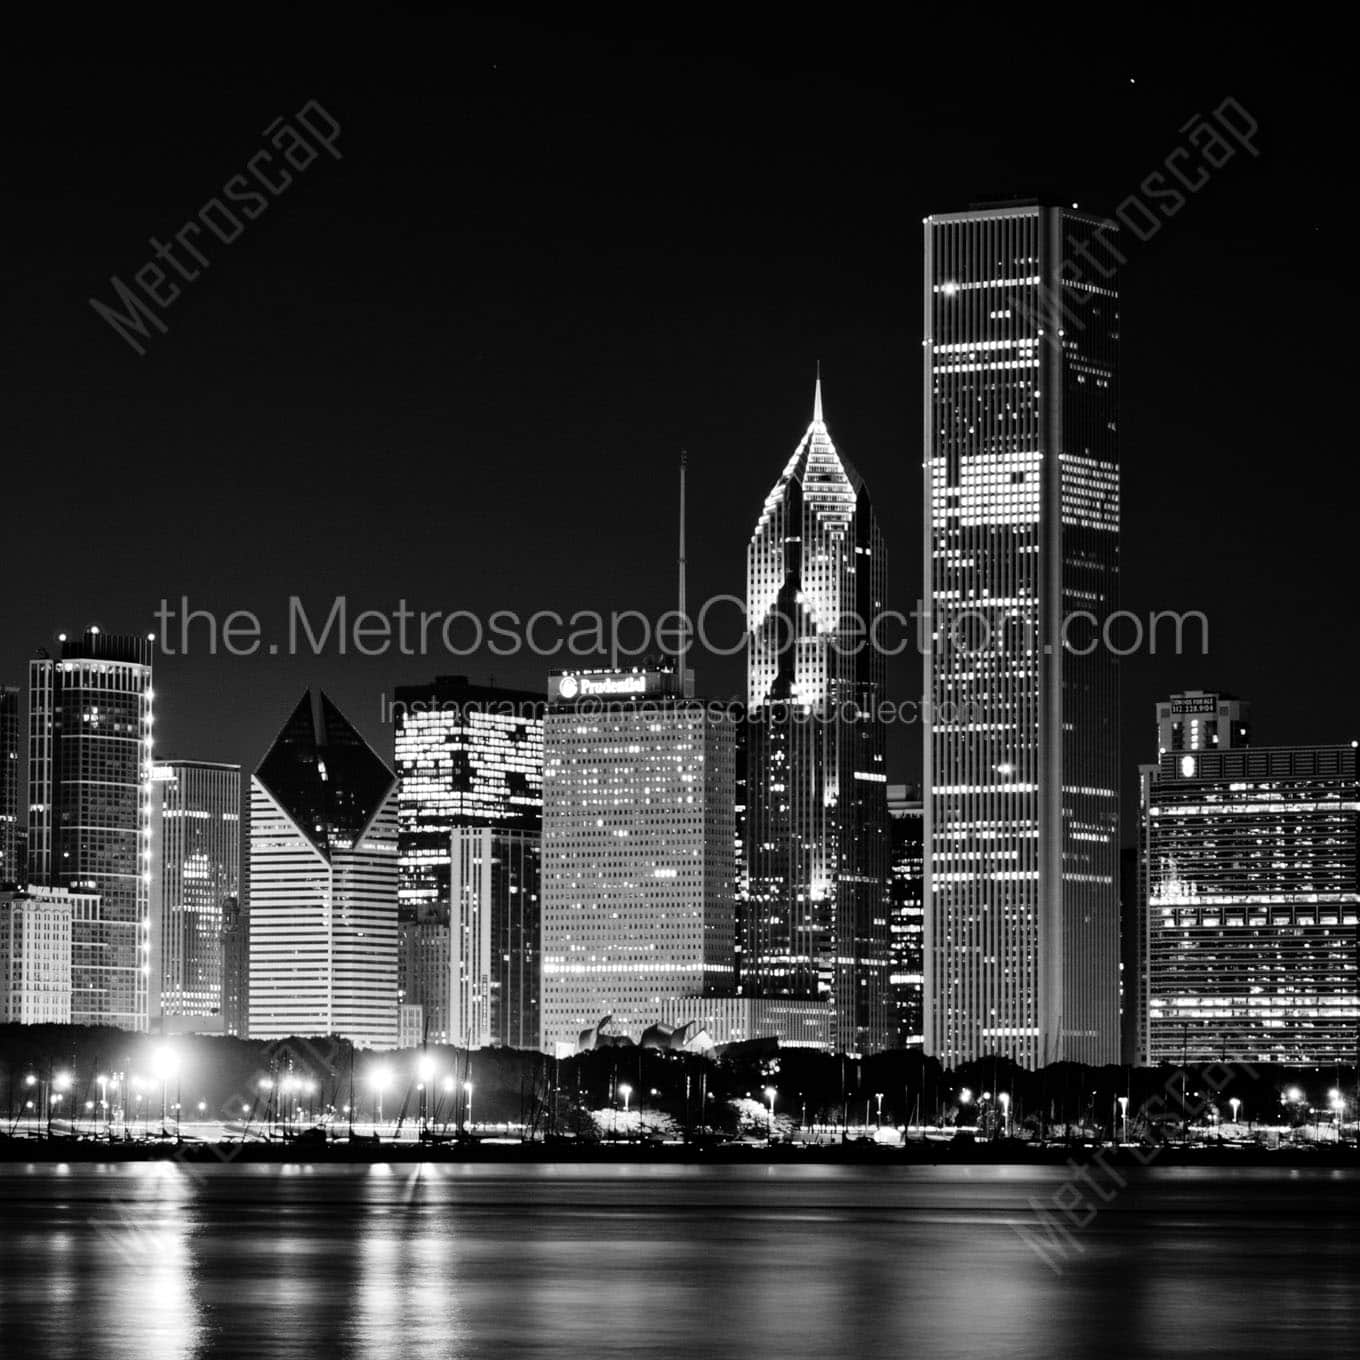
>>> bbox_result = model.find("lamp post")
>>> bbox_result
[463,1081,474,1135]
[51,1072,71,1137]
[258,1077,274,1136]
[1118,1095,1130,1144]
[372,1067,392,1134]
[765,1086,777,1137]
[153,1048,178,1136]
[417,1056,436,1137]
[999,1092,1011,1139]
[1229,1097,1241,1130]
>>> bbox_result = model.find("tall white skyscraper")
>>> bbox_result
[923,203,1120,1067]
[540,665,736,1053]
[149,760,241,1028]
[248,691,399,1049]
[28,628,155,1030]
[744,378,891,1056]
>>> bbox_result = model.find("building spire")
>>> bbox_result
[813,362,823,425]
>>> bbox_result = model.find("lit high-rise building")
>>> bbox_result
[1140,736,1360,1065]
[247,691,399,1049]
[391,675,543,1041]
[540,665,736,1053]
[392,676,543,916]
[744,378,891,1056]
[149,760,241,1028]
[449,825,540,1049]
[0,886,93,1024]
[887,784,924,1049]
[923,204,1120,1067]
[28,628,155,1030]
[220,894,247,1037]
[0,687,20,888]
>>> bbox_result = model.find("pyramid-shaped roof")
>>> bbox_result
[255,690,395,854]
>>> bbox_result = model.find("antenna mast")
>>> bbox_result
[679,450,690,694]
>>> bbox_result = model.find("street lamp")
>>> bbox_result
[999,1092,1011,1138]
[417,1056,436,1135]
[1329,1089,1345,1138]
[153,1048,178,1135]
[1118,1095,1130,1144]
[463,1081,474,1133]
[1229,1097,1241,1128]
[50,1071,71,1137]
[765,1086,777,1135]
[874,1092,884,1129]
[371,1066,392,1132]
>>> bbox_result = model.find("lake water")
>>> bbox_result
[1,1162,1356,1358]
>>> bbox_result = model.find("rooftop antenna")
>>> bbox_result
[813,360,823,424]
[678,450,691,695]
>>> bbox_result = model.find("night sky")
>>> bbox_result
[2,15,1348,837]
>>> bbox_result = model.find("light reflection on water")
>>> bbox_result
[1,1162,1357,1359]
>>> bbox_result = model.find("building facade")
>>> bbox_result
[392,676,542,1039]
[1140,740,1360,1065]
[247,691,399,1049]
[887,785,925,1049]
[0,887,90,1024]
[0,687,20,887]
[28,629,155,1030]
[449,825,540,1049]
[923,204,1121,1067]
[149,760,241,1026]
[657,995,832,1050]
[220,894,247,1037]
[540,665,736,1053]
[744,379,892,1056]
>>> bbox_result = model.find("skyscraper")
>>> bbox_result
[247,691,399,1049]
[540,664,736,1053]
[449,825,540,1049]
[0,886,90,1024]
[391,675,543,1041]
[744,378,891,1056]
[149,760,241,1028]
[0,687,20,888]
[28,628,154,1030]
[1140,734,1360,1064]
[887,784,925,1049]
[923,204,1120,1068]
[220,894,247,1038]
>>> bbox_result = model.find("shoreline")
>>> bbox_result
[3,1135,1358,1168]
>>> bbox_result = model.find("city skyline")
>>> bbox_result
[1,22,1355,1360]
[4,24,1346,850]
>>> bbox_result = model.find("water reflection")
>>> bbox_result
[1,1162,1358,1359]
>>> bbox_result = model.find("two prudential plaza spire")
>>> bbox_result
[749,202,1120,1067]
